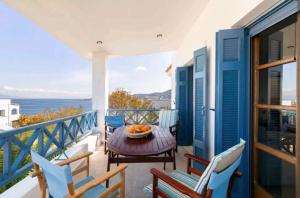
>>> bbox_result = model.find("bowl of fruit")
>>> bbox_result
[126,125,153,139]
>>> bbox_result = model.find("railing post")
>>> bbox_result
[3,138,12,176]
[38,128,44,156]
[95,111,98,128]
[82,114,86,132]
[59,121,64,149]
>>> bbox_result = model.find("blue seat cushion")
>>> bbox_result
[105,115,125,130]
[144,170,199,198]
[74,176,117,198]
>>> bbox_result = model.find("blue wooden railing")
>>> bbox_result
[0,111,97,187]
[106,109,160,124]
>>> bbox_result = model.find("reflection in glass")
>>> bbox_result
[259,17,296,64]
[257,150,295,198]
[258,109,296,155]
[258,62,296,105]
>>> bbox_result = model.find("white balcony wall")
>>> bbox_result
[171,0,282,157]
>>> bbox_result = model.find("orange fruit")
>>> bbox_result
[141,126,150,132]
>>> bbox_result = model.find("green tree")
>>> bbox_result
[109,88,154,109]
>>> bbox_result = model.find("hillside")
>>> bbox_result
[134,90,171,108]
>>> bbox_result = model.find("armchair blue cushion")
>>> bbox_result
[105,115,125,131]
[158,109,179,128]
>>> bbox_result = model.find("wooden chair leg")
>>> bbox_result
[120,170,126,198]
[104,131,108,154]
[163,153,166,170]
[106,151,111,188]
[34,164,46,198]
[86,156,90,177]
[104,141,107,154]
[117,154,119,166]
[152,173,158,198]
[173,149,176,170]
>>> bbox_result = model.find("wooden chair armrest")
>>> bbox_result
[184,153,210,176]
[151,168,203,198]
[56,152,93,166]
[184,153,210,166]
[31,152,93,178]
[68,164,128,198]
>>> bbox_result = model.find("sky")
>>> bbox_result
[0,2,172,99]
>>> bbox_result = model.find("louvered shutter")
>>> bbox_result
[176,67,191,145]
[215,28,250,198]
[193,47,208,170]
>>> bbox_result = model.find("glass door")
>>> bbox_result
[252,14,298,198]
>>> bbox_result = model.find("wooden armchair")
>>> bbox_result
[31,150,127,198]
[149,153,242,198]
[145,139,246,198]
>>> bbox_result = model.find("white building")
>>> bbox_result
[0,99,20,131]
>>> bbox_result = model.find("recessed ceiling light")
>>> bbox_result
[96,41,103,45]
[156,34,163,38]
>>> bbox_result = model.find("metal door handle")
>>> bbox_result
[201,106,206,115]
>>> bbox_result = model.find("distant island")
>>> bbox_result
[134,89,171,109]
[0,89,171,115]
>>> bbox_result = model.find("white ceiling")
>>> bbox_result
[4,0,209,59]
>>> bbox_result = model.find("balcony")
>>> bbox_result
[0,110,191,197]
[0,111,98,195]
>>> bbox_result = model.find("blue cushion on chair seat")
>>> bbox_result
[170,170,199,189]
[144,170,199,198]
[74,176,117,198]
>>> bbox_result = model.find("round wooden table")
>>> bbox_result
[106,125,176,186]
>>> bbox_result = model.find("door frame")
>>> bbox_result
[248,9,300,198]
[296,11,300,198]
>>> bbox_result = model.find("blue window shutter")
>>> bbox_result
[193,47,208,170]
[215,28,250,198]
[176,66,193,145]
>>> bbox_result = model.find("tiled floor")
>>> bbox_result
[75,145,193,198]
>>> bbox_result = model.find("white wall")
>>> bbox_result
[0,99,20,128]
[171,0,282,157]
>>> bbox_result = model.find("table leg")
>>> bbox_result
[106,151,111,188]
[117,154,119,166]
[173,148,176,170]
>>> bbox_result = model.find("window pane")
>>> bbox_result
[259,17,296,65]
[257,150,295,198]
[258,62,296,105]
[258,109,296,156]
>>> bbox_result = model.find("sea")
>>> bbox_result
[11,99,92,115]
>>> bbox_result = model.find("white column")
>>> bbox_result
[92,51,109,137]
